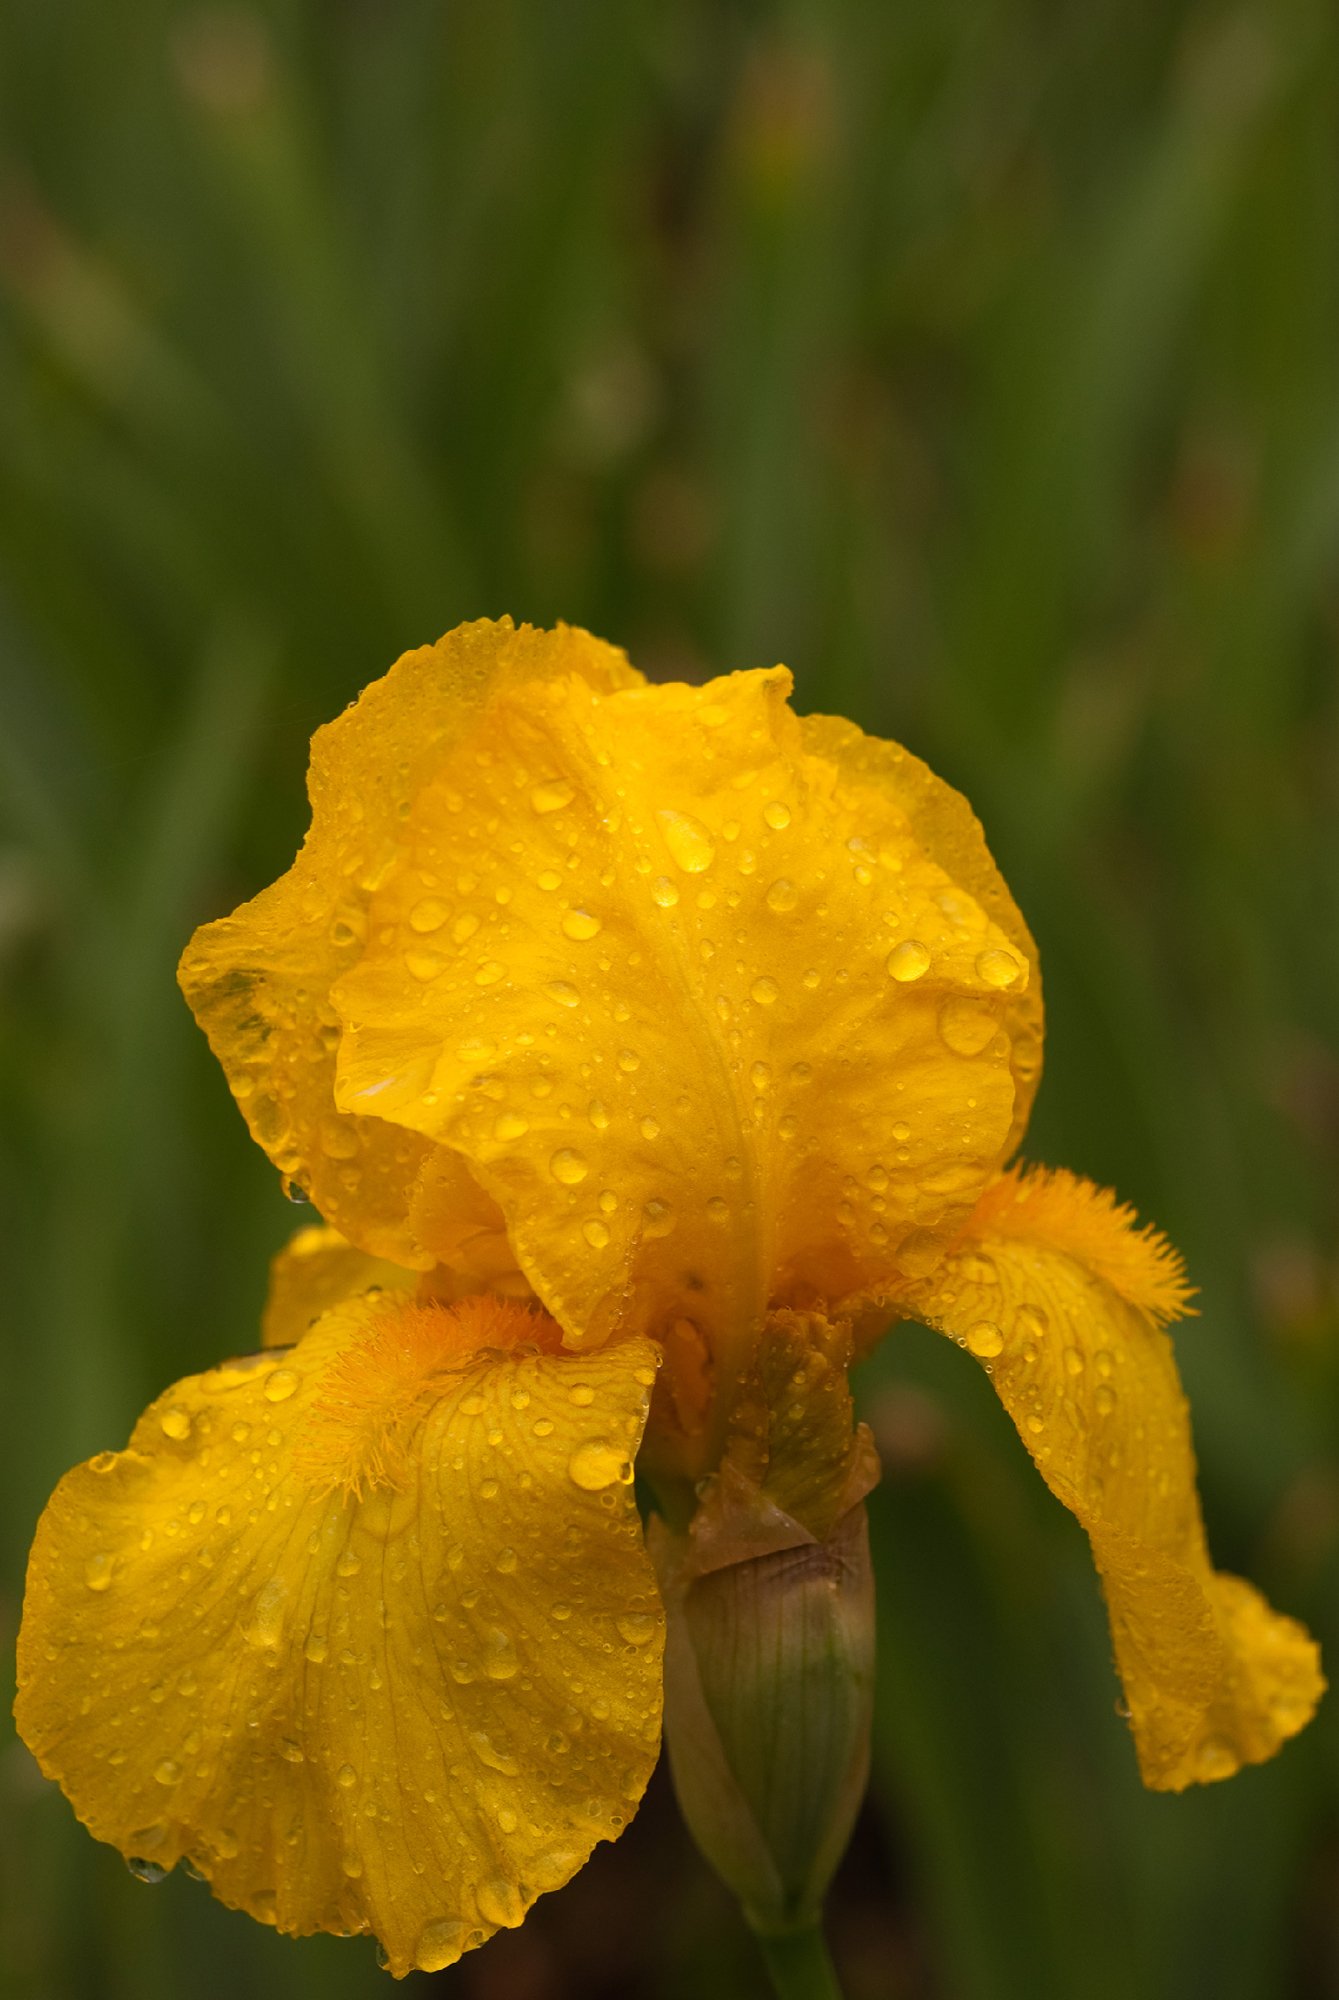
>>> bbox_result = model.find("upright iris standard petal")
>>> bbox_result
[331,666,1038,1374]
[15,1294,664,1975]
[178,619,640,1265]
[891,1166,1324,1789]
[798,713,1044,1156]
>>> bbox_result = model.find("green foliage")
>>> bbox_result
[1,2,1335,1994]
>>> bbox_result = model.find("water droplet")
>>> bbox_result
[588,1099,611,1129]
[536,868,563,891]
[976,947,1023,989]
[618,1048,641,1072]
[1026,1413,1045,1435]
[337,1763,358,1790]
[406,950,442,982]
[546,980,580,1008]
[127,1857,168,1884]
[750,975,779,1006]
[651,876,679,908]
[765,877,797,913]
[336,1550,361,1577]
[561,908,601,941]
[493,1111,530,1140]
[1094,1384,1117,1417]
[278,1738,305,1764]
[965,1320,1004,1358]
[409,898,448,933]
[84,1552,115,1592]
[1015,1304,1049,1342]
[642,1198,675,1238]
[159,1405,192,1442]
[1064,1346,1085,1377]
[264,1368,299,1403]
[531,779,575,814]
[568,1440,633,1490]
[657,808,716,873]
[583,1219,611,1249]
[482,1628,519,1681]
[1196,1734,1239,1781]
[762,801,791,830]
[475,960,506,986]
[887,939,931,982]
[938,997,999,1057]
[478,1879,525,1929]
[616,1612,657,1646]
[451,912,480,944]
[494,1546,518,1575]
[304,1633,328,1663]
[550,1147,588,1185]
[243,1578,287,1649]
[569,1383,596,1406]
[416,1918,469,1971]
[154,1760,182,1787]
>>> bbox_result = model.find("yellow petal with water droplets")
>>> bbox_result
[332,667,1033,1383]
[15,1296,663,1975]
[261,1224,416,1348]
[800,712,1044,1157]
[178,618,641,1264]
[890,1165,1323,1789]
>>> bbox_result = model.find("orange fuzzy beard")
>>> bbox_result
[295,1294,564,1497]
[968,1164,1197,1325]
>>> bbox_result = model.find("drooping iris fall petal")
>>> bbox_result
[15,1293,663,1975]
[330,664,1038,1371]
[890,1166,1324,1789]
[178,620,640,1266]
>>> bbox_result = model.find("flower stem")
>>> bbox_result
[754,1925,846,2000]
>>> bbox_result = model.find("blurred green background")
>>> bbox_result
[1,2,1337,1995]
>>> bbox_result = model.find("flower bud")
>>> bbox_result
[651,1479,876,1935]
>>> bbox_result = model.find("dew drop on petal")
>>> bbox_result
[762,801,791,830]
[493,1111,530,1140]
[976,947,1023,989]
[531,780,575,814]
[616,1612,657,1647]
[750,976,779,1006]
[159,1406,192,1441]
[561,909,601,941]
[887,940,931,983]
[765,878,797,913]
[651,877,679,908]
[550,1148,589,1185]
[263,1369,299,1403]
[657,808,716,873]
[568,1440,633,1490]
[409,899,448,934]
[546,981,580,1008]
[965,1320,1004,1359]
[477,1879,525,1929]
[84,1552,115,1592]
[416,1919,470,1972]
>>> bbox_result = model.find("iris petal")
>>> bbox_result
[178,618,640,1264]
[891,1165,1323,1788]
[15,1294,663,1973]
[332,667,1035,1378]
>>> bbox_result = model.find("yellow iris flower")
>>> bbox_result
[16,618,1322,1975]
